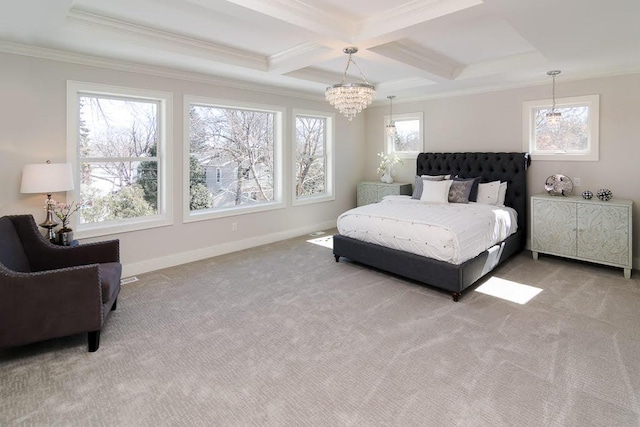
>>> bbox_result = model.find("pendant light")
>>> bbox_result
[546,70,561,123]
[385,95,396,137]
[325,47,376,121]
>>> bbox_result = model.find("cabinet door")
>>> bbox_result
[577,204,630,266]
[532,199,577,257]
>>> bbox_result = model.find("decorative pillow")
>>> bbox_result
[457,176,481,201]
[420,179,452,203]
[448,178,474,203]
[476,181,501,205]
[497,181,508,206]
[412,175,446,199]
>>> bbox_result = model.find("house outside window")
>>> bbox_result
[66,81,173,237]
[385,112,423,158]
[523,95,599,161]
[185,95,284,221]
[293,110,334,205]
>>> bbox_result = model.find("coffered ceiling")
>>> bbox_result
[2,0,639,103]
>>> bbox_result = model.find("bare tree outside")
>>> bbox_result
[78,95,159,223]
[295,115,326,198]
[391,119,420,152]
[534,105,589,152]
[189,105,276,210]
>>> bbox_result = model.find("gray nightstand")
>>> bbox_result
[357,181,412,206]
[531,193,633,278]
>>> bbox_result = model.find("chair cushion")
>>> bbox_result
[99,262,122,303]
[0,217,31,272]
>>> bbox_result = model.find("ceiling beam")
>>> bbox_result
[369,40,462,81]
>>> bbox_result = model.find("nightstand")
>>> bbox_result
[530,193,633,278]
[357,181,412,206]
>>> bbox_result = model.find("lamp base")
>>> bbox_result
[40,193,59,241]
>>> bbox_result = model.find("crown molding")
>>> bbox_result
[356,0,483,41]
[268,42,334,74]
[0,41,324,101]
[2,41,638,108]
[67,8,267,71]
[369,40,461,81]
[219,0,352,39]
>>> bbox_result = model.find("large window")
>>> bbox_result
[67,82,173,237]
[293,110,334,205]
[185,96,283,220]
[523,95,599,161]
[385,112,423,158]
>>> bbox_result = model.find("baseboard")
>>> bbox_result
[121,220,337,278]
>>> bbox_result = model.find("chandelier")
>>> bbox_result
[385,95,396,136]
[325,47,376,121]
[546,70,561,123]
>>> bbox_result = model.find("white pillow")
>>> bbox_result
[476,181,501,205]
[497,181,508,206]
[420,179,452,203]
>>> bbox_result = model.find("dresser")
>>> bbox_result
[356,181,412,206]
[530,194,633,278]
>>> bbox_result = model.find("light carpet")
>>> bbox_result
[1,232,640,426]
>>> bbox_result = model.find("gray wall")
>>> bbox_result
[0,52,365,276]
[364,73,640,269]
[2,49,638,274]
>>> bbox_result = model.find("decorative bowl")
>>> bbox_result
[545,174,573,196]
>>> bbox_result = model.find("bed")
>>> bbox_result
[333,152,531,301]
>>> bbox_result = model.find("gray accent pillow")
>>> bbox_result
[454,176,481,201]
[448,178,474,203]
[412,175,446,199]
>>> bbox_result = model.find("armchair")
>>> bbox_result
[0,214,121,352]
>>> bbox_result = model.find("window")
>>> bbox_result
[523,95,599,161]
[67,82,173,237]
[385,112,423,158]
[185,96,284,220]
[293,110,334,205]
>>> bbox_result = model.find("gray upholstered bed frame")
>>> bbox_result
[333,152,531,301]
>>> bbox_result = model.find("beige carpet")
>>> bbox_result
[1,232,640,426]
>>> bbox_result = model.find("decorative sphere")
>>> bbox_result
[596,188,613,201]
[582,190,593,200]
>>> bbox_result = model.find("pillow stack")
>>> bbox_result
[411,175,507,206]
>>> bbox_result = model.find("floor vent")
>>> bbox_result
[120,276,139,285]
[308,231,326,237]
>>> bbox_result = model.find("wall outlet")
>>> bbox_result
[232,222,238,232]
[573,177,581,186]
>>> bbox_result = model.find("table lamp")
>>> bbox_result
[20,161,74,241]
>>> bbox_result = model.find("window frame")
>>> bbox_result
[384,111,424,159]
[183,95,285,222]
[292,109,335,206]
[66,81,173,238]
[523,94,600,161]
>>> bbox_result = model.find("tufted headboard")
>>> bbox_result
[416,152,531,231]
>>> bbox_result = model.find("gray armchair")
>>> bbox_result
[0,214,121,352]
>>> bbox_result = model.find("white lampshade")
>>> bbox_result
[20,162,74,194]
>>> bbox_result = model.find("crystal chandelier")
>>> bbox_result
[546,70,561,123]
[325,47,376,121]
[385,95,396,136]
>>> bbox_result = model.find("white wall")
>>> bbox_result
[364,73,640,269]
[0,52,365,276]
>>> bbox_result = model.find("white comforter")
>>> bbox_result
[337,196,518,265]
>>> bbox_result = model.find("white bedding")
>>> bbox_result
[337,196,518,265]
